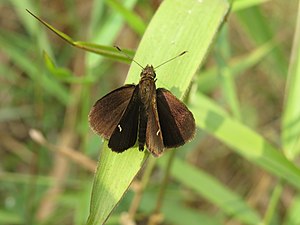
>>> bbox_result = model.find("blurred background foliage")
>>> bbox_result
[0,0,300,225]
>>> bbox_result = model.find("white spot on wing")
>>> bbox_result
[156,129,160,136]
[118,125,122,132]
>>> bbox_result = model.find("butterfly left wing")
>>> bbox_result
[108,85,140,153]
[156,88,195,148]
[88,84,136,139]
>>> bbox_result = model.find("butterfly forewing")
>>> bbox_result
[108,86,140,153]
[156,88,195,147]
[88,85,136,139]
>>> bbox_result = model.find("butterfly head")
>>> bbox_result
[141,65,156,79]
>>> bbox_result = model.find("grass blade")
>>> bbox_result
[235,6,288,77]
[105,0,146,35]
[158,156,261,225]
[215,25,241,120]
[190,92,300,190]
[284,195,300,225]
[198,40,275,93]
[281,1,300,159]
[86,0,229,224]
[26,9,133,63]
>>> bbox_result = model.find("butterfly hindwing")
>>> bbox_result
[145,91,164,157]
[108,85,140,153]
[156,88,195,148]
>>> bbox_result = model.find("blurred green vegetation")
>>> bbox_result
[0,0,300,225]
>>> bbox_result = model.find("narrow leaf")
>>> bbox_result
[190,92,300,190]
[282,2,300,159]
[87,0,230,224]
[158,156,261,225]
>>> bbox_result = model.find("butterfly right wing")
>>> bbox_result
[88,84,136,139]
[156,88,195,148]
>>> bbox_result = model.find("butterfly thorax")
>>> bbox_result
[139,65,157,110]
[137,65,157,151]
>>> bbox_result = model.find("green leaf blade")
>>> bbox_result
[281,7,300,159]
[191,92,300,190]
[158,157,261,225]
[87,0,229,224]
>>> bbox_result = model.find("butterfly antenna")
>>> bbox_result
[114,46,144,69]
[154,51,187,70]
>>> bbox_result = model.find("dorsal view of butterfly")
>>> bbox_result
[89,48,195,157]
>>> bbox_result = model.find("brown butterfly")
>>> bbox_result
[89,49,195,157]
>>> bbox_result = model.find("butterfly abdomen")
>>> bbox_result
[138,105,147,151]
